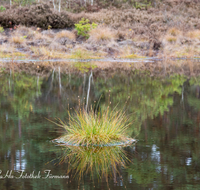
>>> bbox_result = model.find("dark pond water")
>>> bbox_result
[1,69,200,190]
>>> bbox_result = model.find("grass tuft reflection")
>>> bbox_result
[55,145,130,181]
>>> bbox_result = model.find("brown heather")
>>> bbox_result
[0,4,73,29]
[0,1,199,41]
[69,1,200,40]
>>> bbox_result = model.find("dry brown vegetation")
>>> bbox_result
[0,1,199,59]
[13,25,36,39]
[186,30,200,39]
[70,2,200,40]
[0,23,199,59]
[55,30,76,40]
[54,30,76,46]
[0,4,73,29]
[9,36,25,45]
[161,28,200,58]
[88,26,116,44]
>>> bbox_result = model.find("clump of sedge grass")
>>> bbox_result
[88,26,116,44]
[9,36,25,45]
[186,30,200,40]
[13,25,36,39]
[53,107,133,147]
[31,46,69,59]
[165,35,177,43]
[167,27,182,37]
[119,46,145,58]
[55,30,76,40]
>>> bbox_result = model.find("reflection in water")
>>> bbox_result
[1,70,200,189]
[54,145,129,182]
[58,67,62,96]
[86,71,93,111]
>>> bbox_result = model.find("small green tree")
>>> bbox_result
[0,27,4,33]
[0,6,6,12]
[75,18,97,38]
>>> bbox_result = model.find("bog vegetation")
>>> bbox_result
[53,107,133,147]
[0,0,199,59]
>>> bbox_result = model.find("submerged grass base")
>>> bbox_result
[53,107,133,147]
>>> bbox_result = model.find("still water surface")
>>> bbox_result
[0,69,200,189]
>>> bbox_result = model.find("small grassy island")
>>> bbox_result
[53,107,135,147]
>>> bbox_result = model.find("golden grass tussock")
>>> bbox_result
[88,26,116,44]
[186,30,200,39]
[118,46,145,59]
[0,44,15,53]
[167,28,182,37]
[52,107,134,147]
[174,46,200,58]
[31,46,103,59]
[0,44,27,58]
[162,44,200,58]
[32,33,52,46]
[165,35,177,43]
[49,41,68,52]
[13,25,35,39]
[9,36,26,45]
[31,46,69,59]
[33,32,43,40]
[55,30,76,40]
[34,33,51,42]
